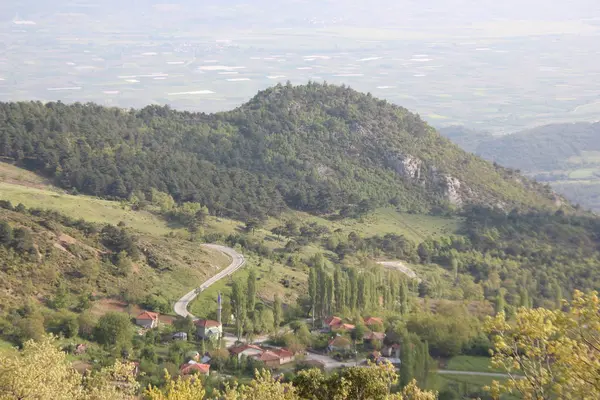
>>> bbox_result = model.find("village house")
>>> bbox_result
[272,348,295,365]
[229,344,264,360]
[229,344,295,367]
[179,360,210,376]
[194,319,222,340]
[253,350,282,368]
[135,311,159,329]
[322,316,342,331]
[335,323,355,332]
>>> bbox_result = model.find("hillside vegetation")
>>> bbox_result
[441,122,600,210]
[2,86,600,398]
[0,83,564,221]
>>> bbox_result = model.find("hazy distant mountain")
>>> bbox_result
[441,122,600,210]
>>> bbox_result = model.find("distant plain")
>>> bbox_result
[1,0,599,133]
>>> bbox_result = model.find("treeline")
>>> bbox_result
[0,83,560,220]
[306,254,412,319]
[416,206,600,309]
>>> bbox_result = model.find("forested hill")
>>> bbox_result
[0,83,564,219]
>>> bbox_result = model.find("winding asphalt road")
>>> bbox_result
[173,244,246,320]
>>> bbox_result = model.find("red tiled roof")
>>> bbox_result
[364,317,384,326]
[229,344,263,355]
[256,351,281,362]
[337,323,355,331]
[324,316,342,326]
[136,311,159,321]
[180,362,210,375]
[272,348,294,358]
[194,319,221,328]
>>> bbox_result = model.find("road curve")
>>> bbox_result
[173,244,246,319]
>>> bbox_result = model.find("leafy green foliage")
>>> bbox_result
[0,84,561,220]
[417,205,600,306]
[94,312,133,347]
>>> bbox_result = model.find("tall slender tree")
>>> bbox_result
[247,270,257,314]
[231,279,247,341]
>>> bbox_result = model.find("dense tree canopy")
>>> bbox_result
[0,83,561,220]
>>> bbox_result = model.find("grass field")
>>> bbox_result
[0,181,183,236]
[0,161,49,187]
[0,339,16,355]
[445,355,503,373]
[431,373,517,400]
[268,207,462,244]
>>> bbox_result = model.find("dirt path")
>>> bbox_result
[377,260,420,281]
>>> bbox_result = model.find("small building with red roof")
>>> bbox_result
[272,348,295,365]
[135,311,159,329]
[194,319,222,340]
[179,360,210,376]
[322,316,343,331]
[229,344,264,360]
[335,323,355,332]
[253,350,282,368]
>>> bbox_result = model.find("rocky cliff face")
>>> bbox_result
[385,152,472,206]
[386,152,424,183]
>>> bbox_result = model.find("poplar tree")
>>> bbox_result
[247,270,257,314]
[399,280,409,315]
[231,279,247,341]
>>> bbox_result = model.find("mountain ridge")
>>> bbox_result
[0,83,566,219]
